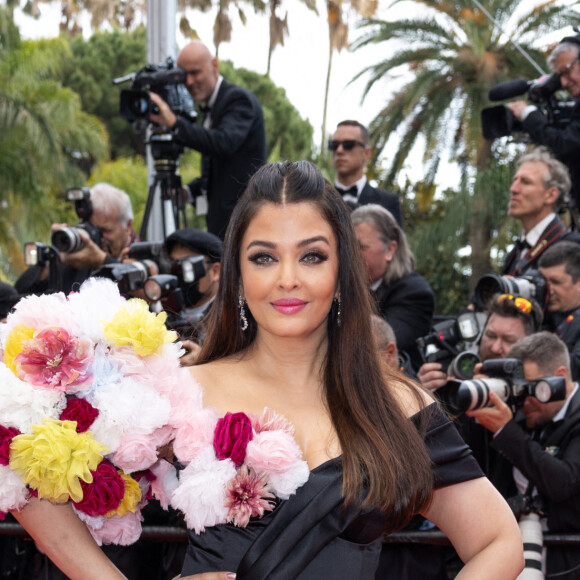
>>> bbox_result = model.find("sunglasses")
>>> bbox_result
[496,293,532,314]
[328,139,367,152]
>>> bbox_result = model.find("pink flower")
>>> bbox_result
[15,327,94,391]
[110,425,174,473]
[173,409,218,464]
[73,459,125,517]
[89,510,144,546]
[245,430,303,475]
[225,465,275,527]
[213,412,253,466]
[59,397,99,432]
[0,425,20,466]
[252,408,295,435]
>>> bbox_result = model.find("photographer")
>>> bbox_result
[15,183,136,296]
[539,240,580,382]
[468,332,580,578]
[162,227,222,366]
[502,147,580,276]
[149,41,266,240]
[507,34,580,206]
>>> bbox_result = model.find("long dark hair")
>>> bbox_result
[197,161,433,528]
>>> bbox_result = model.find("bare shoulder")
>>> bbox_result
[388,377,435,419]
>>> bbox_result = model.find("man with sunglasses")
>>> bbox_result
[539,241,580,382]
[506,33,580,206]
[329,120,403,226]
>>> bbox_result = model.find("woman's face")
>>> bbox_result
[240,202,339,341]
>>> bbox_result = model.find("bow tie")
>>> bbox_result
[336,185,358,197]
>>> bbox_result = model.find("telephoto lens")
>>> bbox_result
[518,512,544,579]
[51,227,85,253]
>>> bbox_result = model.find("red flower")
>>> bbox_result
[0,425,20,466]
[59,398,99,432]
[73,459,125,517]
[225,465,275,527]
[213,412,253,466]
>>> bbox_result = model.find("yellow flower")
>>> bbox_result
[3,325,35,373]
[106,471,142,517]
[9,419,108,503]
[103,299,177,357]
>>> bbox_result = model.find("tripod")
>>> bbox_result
[140,130,188,241]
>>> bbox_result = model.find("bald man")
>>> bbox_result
[150,41,266,239]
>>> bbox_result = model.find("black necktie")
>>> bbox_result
[336,185,358,197]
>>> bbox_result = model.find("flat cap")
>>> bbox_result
[164,228,222,262]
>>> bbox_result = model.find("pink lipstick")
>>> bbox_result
[271,298,307,314]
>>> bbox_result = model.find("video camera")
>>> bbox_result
[481,70,576,140]
[114,57,196,126]
[417,310,482,380]
[50,188,102,254]
[472,269,548,312]
[435,357,566,414]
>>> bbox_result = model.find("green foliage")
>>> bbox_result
[219,60,314,162]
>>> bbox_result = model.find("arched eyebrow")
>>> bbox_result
[245,236,331,251]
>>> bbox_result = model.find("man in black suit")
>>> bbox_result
[468,332,580,578]
[329,120,403,227]
[501,147,580,276]
[150,41,267,239]
[539,241,580,382]
[507,33,580,206]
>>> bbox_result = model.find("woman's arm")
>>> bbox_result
[422,477,524,579]
[11,497,127,580]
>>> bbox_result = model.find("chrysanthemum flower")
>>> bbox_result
[225,465,275,528]
[103,299,177,357]
[15,327,94,392]
[9,419,108,503]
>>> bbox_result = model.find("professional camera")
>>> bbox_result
[115,57,196,125]
[481,71,576,140]
[472,270,548,312]
[417,310,482,380]
[435,357,566,414]
[50,188,102,254]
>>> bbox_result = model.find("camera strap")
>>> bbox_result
[506,219,568,276]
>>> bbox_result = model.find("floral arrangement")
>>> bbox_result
[169,391,310,533]
[0,278,192,545]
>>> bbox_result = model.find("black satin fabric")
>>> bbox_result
[181,403,483,579]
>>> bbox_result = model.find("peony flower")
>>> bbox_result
[15,327,94,392]
[103,299,177,357]
[213,412,253,466]
[3,325,35,375]
[9,419,108,503]
[59,397,99,432]
[225,465,275,528]
[173,408,219,464]
[0,425,20,466]
[73,459,125,517]
[88,509,143,546]
[105,471,141,517]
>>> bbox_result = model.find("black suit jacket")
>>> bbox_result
[358,182,403,227]
[544,309,580,383]
[491,388,580,577]
[501,216,580,276]
[173,79,267,239]
[373,271,435,370]
[523,100,580,208]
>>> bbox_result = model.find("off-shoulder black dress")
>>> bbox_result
[181,404,483,579]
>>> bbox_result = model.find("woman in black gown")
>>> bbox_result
[13,161,524,580]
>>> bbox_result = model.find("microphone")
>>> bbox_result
[488,79,531,101]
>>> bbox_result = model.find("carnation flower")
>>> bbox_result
[59,397,99,432]
[213,412,253,466]
[225,465,275,528]
[9,419,108,503]
[15,327,94,392]
[73,459,125,517]
[103,299,177,356]
[0,425,20,466]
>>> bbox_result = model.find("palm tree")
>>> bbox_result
[351,0,577,284]
[0,10,108,279]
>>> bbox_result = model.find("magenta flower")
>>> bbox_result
[213,412,253,466]
[15,327,94,391]
[225,465,275,527]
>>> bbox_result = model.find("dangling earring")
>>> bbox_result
[238,294,248,331]
[335,292,342,327]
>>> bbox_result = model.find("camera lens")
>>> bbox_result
[51,227,84,253]
[448,352,481,380]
